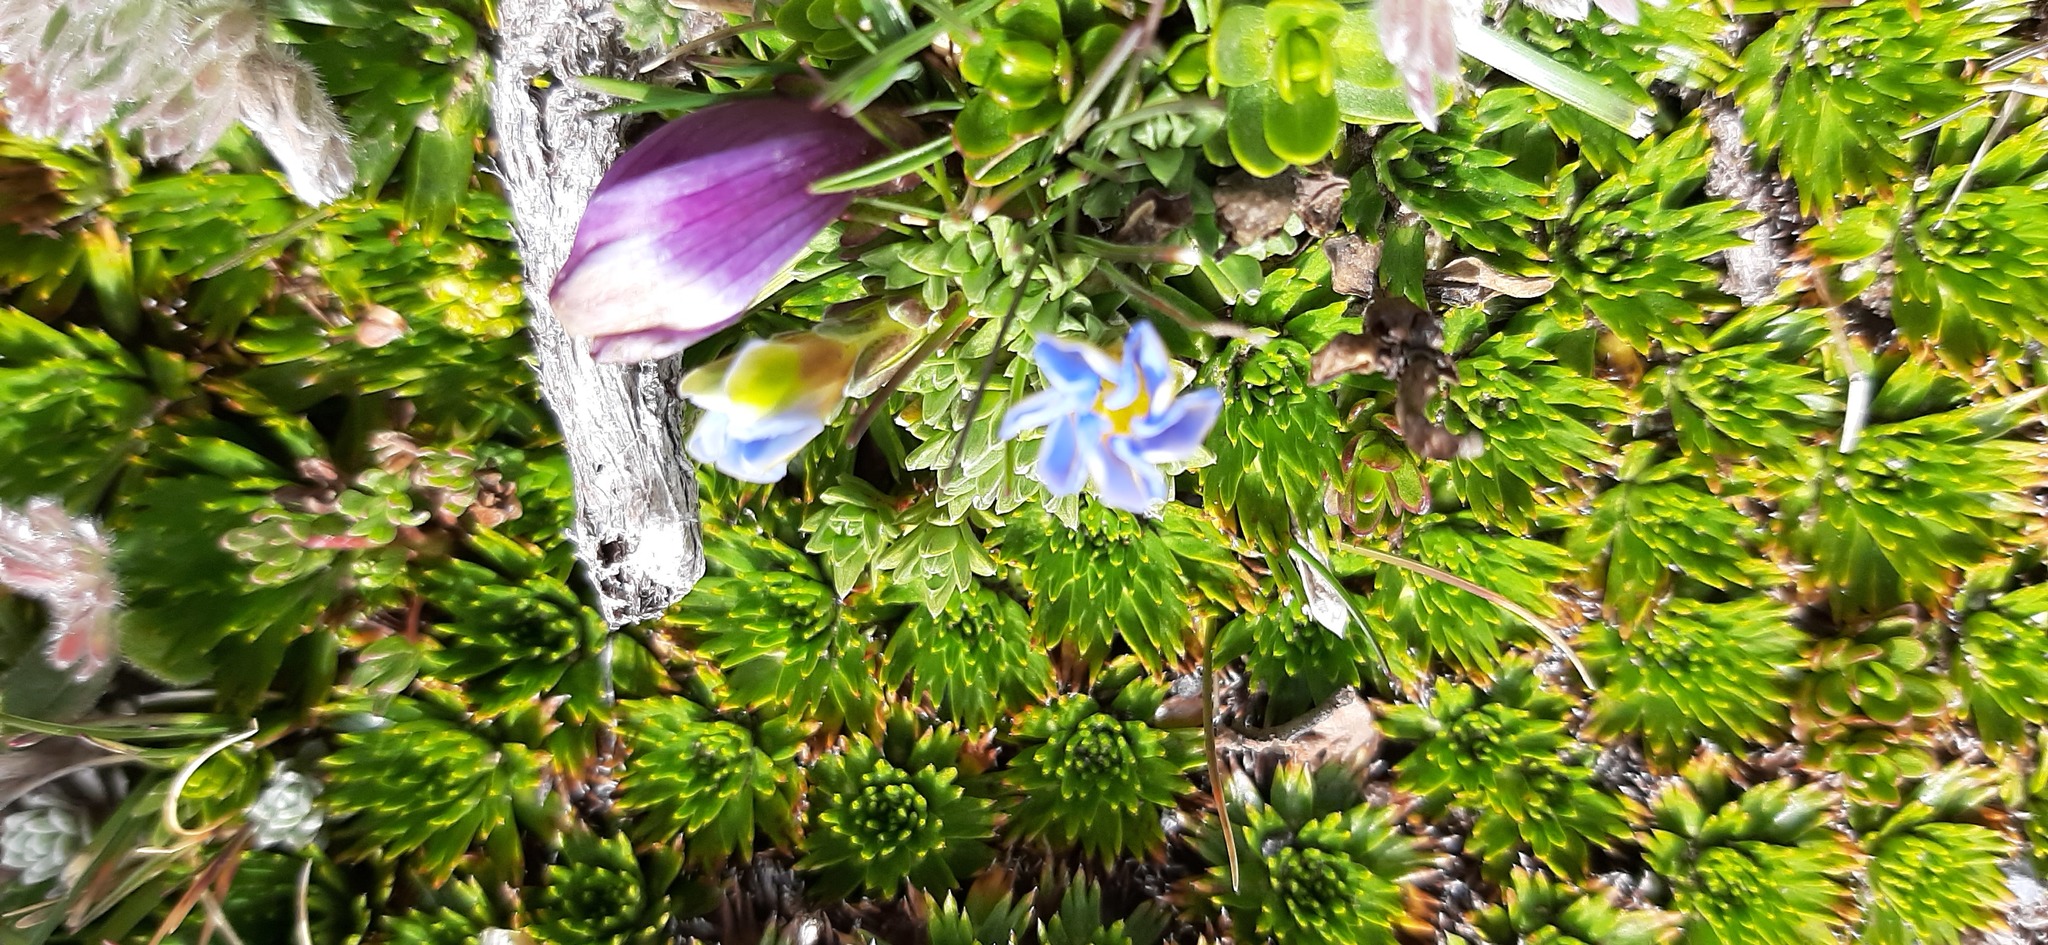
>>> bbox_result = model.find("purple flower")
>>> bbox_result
[999,322,1224,513]
[550,98,881,363]
[1376,0,1469,131]
[1377,0,1652,130]
[1522,0,1642,26]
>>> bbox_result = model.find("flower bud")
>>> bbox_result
[679,329,871,483]
[551,98,882,363]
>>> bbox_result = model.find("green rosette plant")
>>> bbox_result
[883,580,1053,729]
[1773,389,2043,619]
[1040,876,1169,945]
[1542,120,1750,355]
[614,696,810,862]
[320,699,547,883]
[923,876,1035,945]
[1001,666,1201,861]
[675,518,885,731]
[1203,341,1343,553]
[1382,661,1634,880]
[799,709,999,898]
[1189,762,1428,945]
[1731,0,2019,218]
[1954,582,2048,750]
[1640,305,1836,471]
[1806,122,2048,374]
[1213,592,1376,723]
[1793,617,1952,804]
[1641,755,1859,945]
[999,500,1195,672]
[1567,444,1776,627]
[378,878,498,945]
[524,830,685,945]
[1850,765,2012,945]
[1370,515,1574,673]
[1469,870,1679,945]
[1582,596,1803,764]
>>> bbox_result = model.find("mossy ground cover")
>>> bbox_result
[2,0,2047,943]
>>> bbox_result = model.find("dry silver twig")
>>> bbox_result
[488,0,712,625]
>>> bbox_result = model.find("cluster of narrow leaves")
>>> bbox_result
[3,0,2048,942]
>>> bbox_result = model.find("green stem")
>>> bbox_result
[1455,23,1651,137]
[1336,540,1594,688]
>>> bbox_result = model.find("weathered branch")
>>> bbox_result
[489,0,702,626]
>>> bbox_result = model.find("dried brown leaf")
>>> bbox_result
[1324,233,1382,298]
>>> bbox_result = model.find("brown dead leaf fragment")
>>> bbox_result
[0,155,64,232]
[1431,256,1556,299]
[1113,188,1194,245]
[1309,294,1477,461]
[1293,170,1349,237]
[353,304,409,347]
[468,470,522,528]
[1214,170,1296,247]
[1215,688,1380,766]
[1323,233,1381,298]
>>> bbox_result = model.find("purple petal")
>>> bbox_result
[1087,431,1169,512]
[600,99,858,185]
[1032,335,1111,396]
[1377,0,1462,131]
[1129,386,1223,462]
[1034,414,1089,496]
[564,136,858,278]
[550,98,881,362]
[1592,0,1639,24]
[586,326,717,363]
[553,189,849,360]
[1001,389,1077,440]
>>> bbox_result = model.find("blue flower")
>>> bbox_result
[680,317,913,484]
[680,331,864,483]
[999,322,1223,512]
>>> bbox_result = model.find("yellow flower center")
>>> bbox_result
[1094,377,1152,435]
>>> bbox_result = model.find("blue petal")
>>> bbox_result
[1000,389,1077,440]
[1034,414,1088,496]
[1086,430,1168,512]
[687,408,822,483]
[685,410,735,469]
[1113,322,1172,410]
[1032,336,1109,396]
[1129,386,1223,462]
[729,415,826,473]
